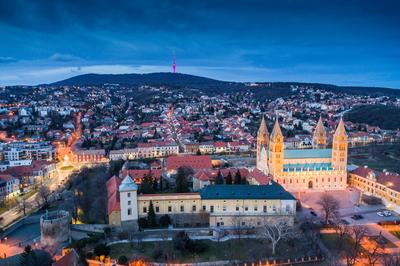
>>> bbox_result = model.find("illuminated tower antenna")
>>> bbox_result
[172,52,176,73]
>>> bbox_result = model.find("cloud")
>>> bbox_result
[0,56,17,63]
[0,1,399,87]
[49,53,82,62]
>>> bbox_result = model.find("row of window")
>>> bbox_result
[139,204,287,214]
[278,177,342,184]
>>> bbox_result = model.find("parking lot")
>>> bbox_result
[298,188,400,226]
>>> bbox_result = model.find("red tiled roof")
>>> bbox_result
[376,171,400,191]
[166,155,212,171]
[106,176,121,215]
[4,166,35,177]
[53,249,79,266]
[0,174,16,182]
[194,170,212,181]
[120,169,162,182]
[350,166,374,178]
[214,142,226,148]
[248,168,272,185]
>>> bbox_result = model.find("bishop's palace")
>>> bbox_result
[256,116,348,192]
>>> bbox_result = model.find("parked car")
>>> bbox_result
[340,219,350,225]
[351,214,364,220]
[383,211,392,216]
[377,212,384,217]
[310,211,317,217]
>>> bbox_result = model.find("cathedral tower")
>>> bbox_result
[332,117,348,170]
[256,116,269,172]
[312,116,327,148]
[268,118,284,176]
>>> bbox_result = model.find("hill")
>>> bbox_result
[48,72,400,98]
[344,104,400,130]
[50,72,230,87]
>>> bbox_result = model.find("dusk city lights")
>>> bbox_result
[0,1,400,266]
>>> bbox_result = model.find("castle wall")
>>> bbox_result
[40,210,70,246]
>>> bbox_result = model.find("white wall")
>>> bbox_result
[120,190,138,222]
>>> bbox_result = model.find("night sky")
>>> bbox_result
[0,0,399,87]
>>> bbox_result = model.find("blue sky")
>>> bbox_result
[0,0,400,87]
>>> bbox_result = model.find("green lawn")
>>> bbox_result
[109,238,315,263]
[60,165,74,171]
[368,236,397,248]
[320,233,354,254]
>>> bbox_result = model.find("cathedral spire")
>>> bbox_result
[332,116,348,171]
[334,116,346,137]
[313,115,327,148]
[270,117,283,141]
[257,115,269,145]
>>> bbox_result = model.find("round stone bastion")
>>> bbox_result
[40,210,70,246]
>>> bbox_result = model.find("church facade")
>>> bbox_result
[256,116,348,192]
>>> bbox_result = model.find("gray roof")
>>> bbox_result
[119,175,138,192]
[200,183,296,200]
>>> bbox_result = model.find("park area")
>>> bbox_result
[108,235,319,264]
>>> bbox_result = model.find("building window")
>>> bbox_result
[168,206,172,212]
[180,205,184,212]
[244,206,248,211]
[263,206,267,213]
[241,222,245,226]
[127,192,131,197]
[210,206,214,213]
[192,205,196,212]
[128,200,131,205]
[272,205,276,212]
[236,206,239,211]
[202,205,206,211]
[223,206,227,211]
[128,208,131,215]
[156,206,160,213]
[143,207,147,213]
[254,206,258,211]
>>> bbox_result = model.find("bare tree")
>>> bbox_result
[16,198,31,216]
[261,221,292,255]
[34,193,42,208]
[317,194,340,225]
[231,214,244,241]
[343,226,368,266]
[38,185,51,207]
[365,232,385,266]
[334,221,349,251]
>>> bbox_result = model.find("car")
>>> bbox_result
[340,219,350,225]
[383,211,392,216]
[351,214,364,220]
[310,211,317,216]
[377,212,384,217]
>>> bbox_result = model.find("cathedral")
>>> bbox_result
[256,116,348,192]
